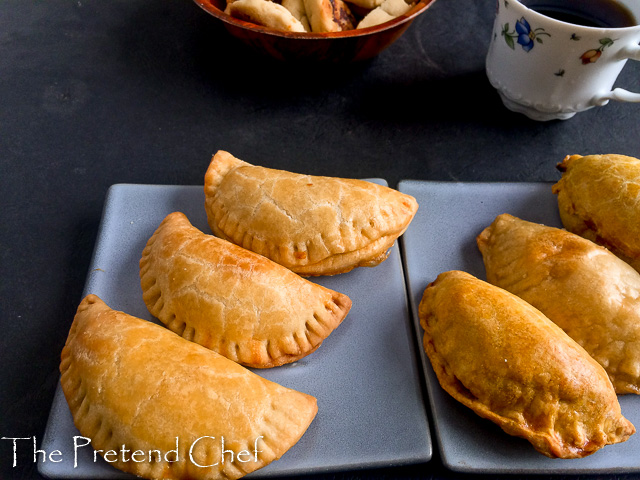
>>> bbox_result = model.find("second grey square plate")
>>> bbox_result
[398,180,640,475]
[40,182,431,479]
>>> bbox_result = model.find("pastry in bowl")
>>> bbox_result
[60,295,318,480]
[304,0,356,32]
[193,0,438,62]
[140,212,351,368]
[478,213,640,395]
[203,150,418,276]
[553,154,640,273]
[225,0,308,32]
[418,270,634,458]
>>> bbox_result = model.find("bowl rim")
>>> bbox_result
[193,0,437,39]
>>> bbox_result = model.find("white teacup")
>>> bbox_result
[486,0,640,121]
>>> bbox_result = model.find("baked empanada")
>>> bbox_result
[553,154,640,273]
[60,295,318,480]
[303,0,355,32]
[204,150,418,276]
[419,270,634,458]
[281,0,311,31]
[341,0,382,10]
[140,212,351,368]
[477,213,640,394]
[357,0,412,29]
[225,0,307,32]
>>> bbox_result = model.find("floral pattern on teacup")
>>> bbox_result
[580,38,615,64]
[501,17,551,52]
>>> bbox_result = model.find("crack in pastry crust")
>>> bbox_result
[140,212,352,368]
[60,295,318,480]
[418,270,635,458]
[204,150,418,276]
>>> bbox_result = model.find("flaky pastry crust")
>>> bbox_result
[140,212,351,368]
[419,271,634,458]
[60,295,318,480]
[478,214,640,395]
[553,154,640,273]
[203,151,418,276]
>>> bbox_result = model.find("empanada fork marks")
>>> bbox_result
[140,212,352,368]
[203,150,418,276]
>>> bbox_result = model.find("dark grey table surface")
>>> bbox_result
[2,0,640,479]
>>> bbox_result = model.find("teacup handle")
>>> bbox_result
[592,44,640,106]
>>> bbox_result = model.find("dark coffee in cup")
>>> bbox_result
[523,0,636,28]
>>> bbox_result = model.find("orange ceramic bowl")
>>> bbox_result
[193,0,437,62]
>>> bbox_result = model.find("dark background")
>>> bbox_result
[2,0,640,479]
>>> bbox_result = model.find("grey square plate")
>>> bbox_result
[39,182,431,479]
[398,180,640,475]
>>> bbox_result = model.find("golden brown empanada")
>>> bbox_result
[477,213,640,395]
[60,295,318,480]
[419,270,634,458]
[304,0,355,32]
[140,212,351,368]
[204,150,418,276]
[553,154,640,272]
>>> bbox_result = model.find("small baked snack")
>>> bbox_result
[357,0,412,29]
[477,213,640,395]
[343,0,383,10]
[553,154,640,273]
[204,150,418,276]
[304,0,355,32]
[140,212,351,368]
[419,270,634,458]
[357,7,394,28]
[281,0,311,31]
[225,0,307,32]
[60,295,318,480]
